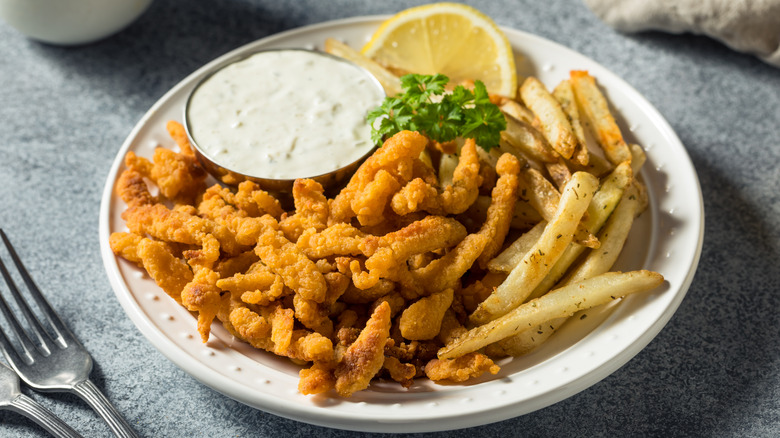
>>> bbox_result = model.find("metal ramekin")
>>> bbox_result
[183,48,385,193]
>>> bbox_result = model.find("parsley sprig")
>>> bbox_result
[366,74,506,150]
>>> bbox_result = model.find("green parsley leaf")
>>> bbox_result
[366,74,505,150]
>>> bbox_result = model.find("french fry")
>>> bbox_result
[324,38,402,96]
[525,161,633,301]
[469,171,598,324]
[520,77,577,159]
[489,185,641,356]
[552,79,589,167]
[570,70,631,164]
[522,167,598,248]
[499,99,535,125]
[487,220,547,273]
[440,270,665,359]
[629,143,646,176]
[500,113,559,163]
[563,185,640,284]
[545,158,572,190]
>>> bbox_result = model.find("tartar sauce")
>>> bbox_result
[186,49,385,180]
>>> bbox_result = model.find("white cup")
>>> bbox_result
[0,0,153,45]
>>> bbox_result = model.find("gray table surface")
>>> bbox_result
[1,0,778,436]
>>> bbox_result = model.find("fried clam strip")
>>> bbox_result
[570,70,632,165]
[476,153,521,269]
[296,223,366,259]
[216,261,287,306]
[109,232,192,304]
[234,180,284,219]
[298,301,392,396]
[197,184,281,247]
[399,288,454,340]
[425,352,500,383]
[122,202,243,257]
[488,185,645,357]
[351,216,467,290]
[279,178,329,241]
[329,130,428,226]
[180,268,223,342]
[470,171,599,325]
[117,163,156,208]
[520,76,577,160]
[227,303,334,363]
[440,270,664,359]
[408,154,521,294]
[123,137,207,205]
[255,228,328,304]
[391,138,482,216]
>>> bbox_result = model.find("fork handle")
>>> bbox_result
[72,379,140,438]
[8,393,83,438]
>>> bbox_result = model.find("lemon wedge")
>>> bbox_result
[361,3,517,97]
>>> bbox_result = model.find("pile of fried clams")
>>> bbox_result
[111,121,535,397]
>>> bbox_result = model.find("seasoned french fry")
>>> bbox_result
[499,99,535,125]
[440,270,664,359]
[500,114,559,163]
[563,185,640,284]
[552,79,589,167]
[324,38,402,96]
[470,171,599,324]
[520,77,577,159]
[545,158,572,190]
[526,161,633,301]
[570,70,631,164]
[629,143,646,176]
[522,167,598,248]
[487,220,547,273]
[489,185,641,356]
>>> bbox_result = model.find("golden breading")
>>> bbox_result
[229,305,334,363]
[356,216,467,290]
[150,147,207,205]
[298,362,336,395]
[424,352,500,383]
[166,120,196,156]
[399,288,454,340]
[411,233,490,294]
[329,130,428,225]
[476,153,521,269]
[391,138,482,215]
[109,232,192,304]
[296,223,366,259]
[181,268,223,342]
[116,167,156,208]
[234,180,285,219]
[279,178,329,241]
[334,302,392,396]
[255,229,328,303]
[122,203,242,255]
[382,356,416,388]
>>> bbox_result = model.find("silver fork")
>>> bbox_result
[0,229,139,438]
[0,361,82,437]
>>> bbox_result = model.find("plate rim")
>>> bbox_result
[99,15,704,432]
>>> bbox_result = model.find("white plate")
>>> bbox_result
[99,16,704,433]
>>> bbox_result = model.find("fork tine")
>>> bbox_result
[0,257,49,358]
[0,230,70,347]
[0,318,31,366]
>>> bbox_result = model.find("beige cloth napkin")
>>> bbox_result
[584,0,780,67]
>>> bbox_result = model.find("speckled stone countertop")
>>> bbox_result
[1,1,778,436]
